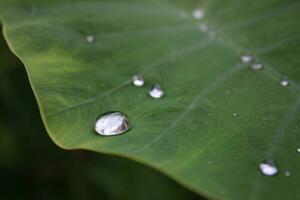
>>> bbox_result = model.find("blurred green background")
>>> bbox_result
[0,27,203,200]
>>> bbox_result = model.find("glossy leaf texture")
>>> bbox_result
[1,0,300,199]
[0,30,201,200]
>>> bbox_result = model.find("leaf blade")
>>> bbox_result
[1,0,300,199]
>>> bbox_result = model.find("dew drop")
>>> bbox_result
[259,160,278,176]
[86,35,95,43]
[280,77,289,87]
[95,112,130,136]
[198,23,208,32]
[132,75,145,87]
[233,113,237,117]
[284,171,291,177]
[149,84,165,99]
[240,53,253,63]
[251,62,264,71]
[193,9,204,19]
[296,147,300,152]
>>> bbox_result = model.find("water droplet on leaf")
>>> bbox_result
[193,9,204,19]
[240,53,253,63]
[95,112,130,136]
[259,160,278,176]
[149,84,165,99]
[233,113,237,117]
[296,147,300,152]
[251,62,264,71]
[132,75,145,87]
[280,77,289,87]
[86,35,95,43]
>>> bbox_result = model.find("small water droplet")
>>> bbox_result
[193,9,204,19]
[284,171,291,176]
[95,112,130,136]
[132,75,145,87]
[251,62,264,71]
[86,35,95,43]
[296,147,300,152]
[280,77,289,87]
[259,160,278,176]
[233,113,237,117]
[240,53,253,63]
[198,23,208,32]
[149,84,165,99]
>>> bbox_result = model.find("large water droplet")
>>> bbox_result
[86,35,95,43]
[240,53,253,63]
[280,77,289,87]
[193,9,204,19]
[198,23,208,32]
[132,75,145,87]
[149,84,165,99]
[259,160,278,176]
[95,112,130,136]
[251,62,264,71]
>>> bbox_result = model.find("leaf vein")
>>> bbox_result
[133,63,244,154]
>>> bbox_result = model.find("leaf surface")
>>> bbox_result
[1,0,300,199]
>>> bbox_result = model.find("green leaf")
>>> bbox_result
[1,0,300,199]
[0,34,200,200]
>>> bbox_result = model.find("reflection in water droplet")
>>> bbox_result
[149,84,165,99]
[86,35,95,43]
[259,160,278,176]
[285,171,291,176]
[95,112,130,136]
[132,75,145,87]
[280,77,289,87]
[251,62,264,71]
[198,23,208,32]
[240,53,253,63]
[193,9,204,19]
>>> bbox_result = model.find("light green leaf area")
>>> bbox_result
[1,0,300,199]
